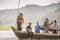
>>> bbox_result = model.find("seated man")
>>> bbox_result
[26,22,33,38]
[35,22,40,33]
[49,21,54,33]
[26,22,32,33]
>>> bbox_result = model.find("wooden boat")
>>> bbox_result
[11,26,60,39]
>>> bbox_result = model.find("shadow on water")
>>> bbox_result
[18,38,60,40]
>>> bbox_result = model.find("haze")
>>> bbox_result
[0,0,60,10]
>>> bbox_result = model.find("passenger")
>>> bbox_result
[53,20,59,34]
[49,21,54,33]
[26,22,33,38]
[49,20,60,34]
[26,22,32,33]
[44,18,50,33]
[54,20,59,29]
[35,22,40,33]
[49,21,55,28]
[40,25,45,33]
[17,13,24,31]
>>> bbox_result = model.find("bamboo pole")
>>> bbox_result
[15,0,21,28]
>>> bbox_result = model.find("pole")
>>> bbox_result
[15,0,21,27]
[17,0,20,15]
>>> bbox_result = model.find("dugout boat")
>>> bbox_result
[11,26,60,39]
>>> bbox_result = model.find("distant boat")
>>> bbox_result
[11,26,60,39]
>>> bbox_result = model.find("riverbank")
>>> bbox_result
[0,25,10,30]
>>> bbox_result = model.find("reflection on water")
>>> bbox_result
[0,38,18,40]
[0,38,60,40]
[0,30,60,40]
[0,30,18,40]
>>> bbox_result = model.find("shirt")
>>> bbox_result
[17,15,24,24]
[35,24,40,33]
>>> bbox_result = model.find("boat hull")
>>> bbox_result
[11,26,60,39]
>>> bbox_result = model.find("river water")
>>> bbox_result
[0,30,18,40]
[0,30,60,40]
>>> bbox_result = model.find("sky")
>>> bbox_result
[0,0,60,10]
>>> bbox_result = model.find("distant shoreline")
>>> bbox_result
[0,25,11,30]
[0,29,10,30]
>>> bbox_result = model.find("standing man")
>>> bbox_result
[17,12,24,31]
[44,18,50,33]
[53,20,59,34]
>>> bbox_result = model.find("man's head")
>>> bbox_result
[20,12,23,15]
[54,20,57,23]
[29,22,31,25]
[46,18,49,21]
[19,12,23,17]
[37,22,39,25]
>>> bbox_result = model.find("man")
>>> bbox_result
[35,22,40,33]
[54,20,59,29]
[26,22,33,38]
[44,18,50,33]
[26,22,32,33]
[49,21,54,34]
[17,13,24,31]
[53,20,59,34]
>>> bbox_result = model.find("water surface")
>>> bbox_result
[0,30,60,40]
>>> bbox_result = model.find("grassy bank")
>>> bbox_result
[0,24,35,30]
[0,25,10,30]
